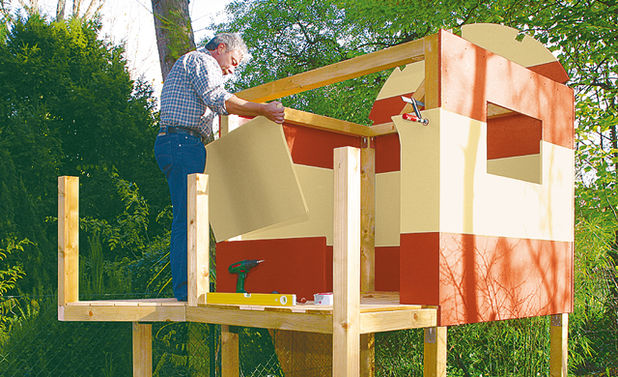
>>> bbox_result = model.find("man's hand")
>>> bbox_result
[262,101,285,124]
[225,96,286,124]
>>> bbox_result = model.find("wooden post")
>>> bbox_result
[219,114,242,137]
[221,325,239,377]
[424,327,447,377]
[187,173,209,306]
[333,147,361,377]
[132,322,152,377]
[423,34,440,110]
[550,313,568,377]
[58,176,79,308]
[360,141,376,377]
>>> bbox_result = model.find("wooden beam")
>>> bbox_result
[487,103,516,120]
[236,38,425,102]
[360,145,375,292]
[221,325,239,377]
[60,302,186,322]
[360,334,375,377]
[367,123,397,136]
[284,107,373,137]
[58,176,79,309]
[332,146,361,377]
[550,313,568,377]
[360,143,376,377]
[423,326,447,377]
[187,173,209,307]
[132,322,152,377]
[360,308,437,334]
[424,34,440,110]
[186,305,333,333]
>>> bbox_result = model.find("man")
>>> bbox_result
[154,33,285,301]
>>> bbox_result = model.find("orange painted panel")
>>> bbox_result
[368,92,413,125]
[375,246,400,291]
[487,113,542,159]
[400,232,573,326]
[282,124,362,169]
[216,237,331,302]
[528,61,569,84]
[374,133,400,173]
[439,30,574,149]
[400,233,440,305]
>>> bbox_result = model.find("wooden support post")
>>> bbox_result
[132,322,152,377]
[424,327,447,377]
[221,325,239,377]
[360,141,376,377]
[333,147,361,377]
[550,313,568,377]
[187,173,209,306]
[58,176,79,309]
[423,34,440,110]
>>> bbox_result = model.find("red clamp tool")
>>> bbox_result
[401,96,429,125]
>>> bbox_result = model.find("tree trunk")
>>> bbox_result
[151,0,196,81]
[56,0,66,20]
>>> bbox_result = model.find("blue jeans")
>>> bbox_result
[154,132,206,301]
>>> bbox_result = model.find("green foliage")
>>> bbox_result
[0,237,29,335]
[0,15,166,294]
[0,296,133,376]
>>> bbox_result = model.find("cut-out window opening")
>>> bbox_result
[486,103,542,184]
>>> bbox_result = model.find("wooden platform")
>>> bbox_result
[59,292,437,334]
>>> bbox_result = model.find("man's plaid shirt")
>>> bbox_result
[160,48,233,140]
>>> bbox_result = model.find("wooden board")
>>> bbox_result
[332,147,361,377]
[58,176,79,307]
[550,313,569,377]
[205,116,309,241]
[284,107,372,136]
[424,327,447,377]
[221,325,239,377]
[60,300,186,322]
[187,173,209,306]
[132,323,152,377]
[236,38,425,102]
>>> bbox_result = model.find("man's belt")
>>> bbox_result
[158,125,205,144]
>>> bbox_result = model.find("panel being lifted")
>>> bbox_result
[205,116,309,242]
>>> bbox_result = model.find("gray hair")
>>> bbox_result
[205,33,249,62]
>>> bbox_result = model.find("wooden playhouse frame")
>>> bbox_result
[58,28,571,377]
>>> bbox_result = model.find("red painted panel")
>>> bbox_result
[369,92,413,125]
[400,233,440,305]
[375,246,400,291]
[487,113,542,159]
[216,237,331,302]
[282,124,362,169]
[528,61,569,84]
[400,232,573,326]
[439,30,574,149]
[374,133,400,173]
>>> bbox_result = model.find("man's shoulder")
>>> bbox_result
[184,48,216,63]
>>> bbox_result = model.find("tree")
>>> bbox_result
[0,0,104,20]
[151,0,195,80]
[0,15,165,294]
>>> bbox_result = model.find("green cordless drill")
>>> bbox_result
[228,259,264,293]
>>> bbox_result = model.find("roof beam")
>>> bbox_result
[236,38,426,103]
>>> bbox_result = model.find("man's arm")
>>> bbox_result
[225,95,285,124]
